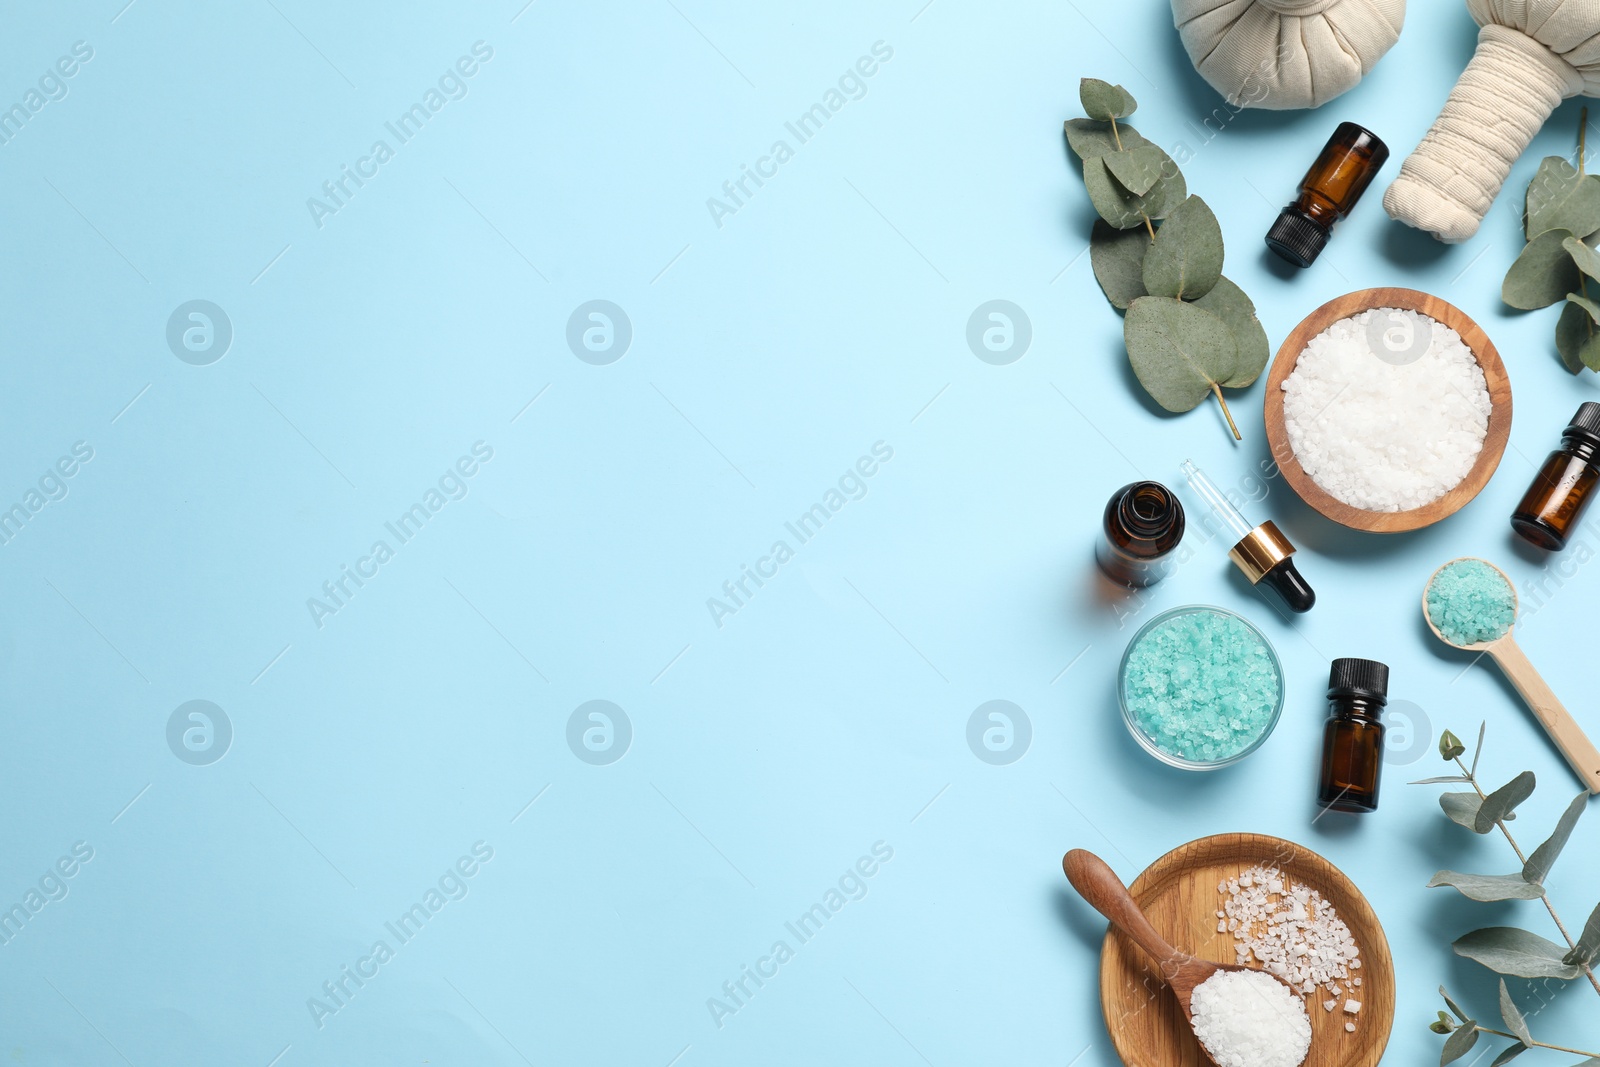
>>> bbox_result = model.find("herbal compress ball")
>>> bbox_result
[1172,0,1406,110]
[1386,0,1600,241]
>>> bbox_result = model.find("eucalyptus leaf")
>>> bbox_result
[1067,123,1186,225]
[1442,791,1485,831]
[1470,721,1486,777]
[1064,117,1155,161]
[1503,229,1581,310]
[1454,927,1583,979]
[1441,1024,1479,1066]
[1084,157,1166,230]
[1103,146,1166,196]
[1564,898,1600,967]
[1555,298,1598,374]
[1526,155,1600,240]
[1090,220,1149,309]
[1441,729,1466,761]
[1440,986,1470,1023]
[1123,297,1238,413]
[1565,235,1600,285]
[1570,292,1600,320]
[1430,1011,1456,1034]
[1191,276,1268,387]
[1427,870,1546,901]
[1523,791,1588,884]
[1498,980,1533,1045]
[1142,195,1223,300]
[1490,1042,1528,1067]
[1079,78,1137,122]
[1410,776,1470,784]
[1476,771,1537,833]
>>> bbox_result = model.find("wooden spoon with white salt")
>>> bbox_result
[1063,849,1301,1034]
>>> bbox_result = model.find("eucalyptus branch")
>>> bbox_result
[1211,383,1241,441]
[1470,1024,1600,1060]
[1580,106,1587,176]
[1107,117,1157,241]
[1451,753,1600,998]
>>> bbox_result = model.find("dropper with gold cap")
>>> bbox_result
[1181,460,1316,613]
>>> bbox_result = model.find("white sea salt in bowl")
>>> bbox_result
[1263,289,1512,534]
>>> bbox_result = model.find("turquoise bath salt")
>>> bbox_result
[1427,558,1515,646]
[1120,608,1283,765]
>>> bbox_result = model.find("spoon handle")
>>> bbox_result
[1493,639,1600,795]
[1063,849,1188,970]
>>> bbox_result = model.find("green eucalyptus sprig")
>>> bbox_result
[1414,725,1600,1067]
[1064,78,1269,441]
[1502,108,1600,374]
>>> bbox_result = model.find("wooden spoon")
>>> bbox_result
[1062,848,1297,1021]
[1423,558,1600,795]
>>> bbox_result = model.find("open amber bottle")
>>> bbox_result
[1095,481,1184,588]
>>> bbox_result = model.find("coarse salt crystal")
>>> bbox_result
[1215,863,1362,1002]
[1190,970,1311,1067]
[1280,308,1490,513]
[1344,1000,1361,1014]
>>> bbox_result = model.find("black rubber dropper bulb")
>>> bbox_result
[1259,557,1316,613]
[1181,460,1316,614]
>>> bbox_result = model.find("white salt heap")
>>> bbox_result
[1217,864,1361,1003]
[1281,308,1491,512]
[1190,969,1312,1067]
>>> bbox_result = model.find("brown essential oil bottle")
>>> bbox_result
[1511,403,1600,551]
[1266,122,1390,268]
[1096,481,1185,588]
[1317,658,1389,814]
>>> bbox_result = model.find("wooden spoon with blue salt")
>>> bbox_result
[1062,849,1298,1024]
[1423,557,1600,795]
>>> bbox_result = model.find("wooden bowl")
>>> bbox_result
[1263,287,1512,533]
[1097,833,1394,1067]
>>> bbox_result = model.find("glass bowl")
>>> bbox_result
[1117,605,1285,771]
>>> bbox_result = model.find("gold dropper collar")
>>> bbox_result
[1228,521,1295,584]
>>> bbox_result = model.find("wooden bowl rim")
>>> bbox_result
[1095,831,1396,1067]
[1262,287,1513,534]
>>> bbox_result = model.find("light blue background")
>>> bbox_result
[3,1,1598,1063]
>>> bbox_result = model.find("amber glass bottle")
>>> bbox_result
[1317,658,1389,814]
[1096,481,1185,587]
[1266,122,1390,268]
[1511,403,1600,551]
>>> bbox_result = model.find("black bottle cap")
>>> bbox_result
[1329,658,1389,701]
[1565,402,1600,445]
[1261,558,1316,613]
[1265,209,1330,268]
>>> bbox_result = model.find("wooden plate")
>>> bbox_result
[1097,833,1394,1067]
[1263,287,1512,533]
